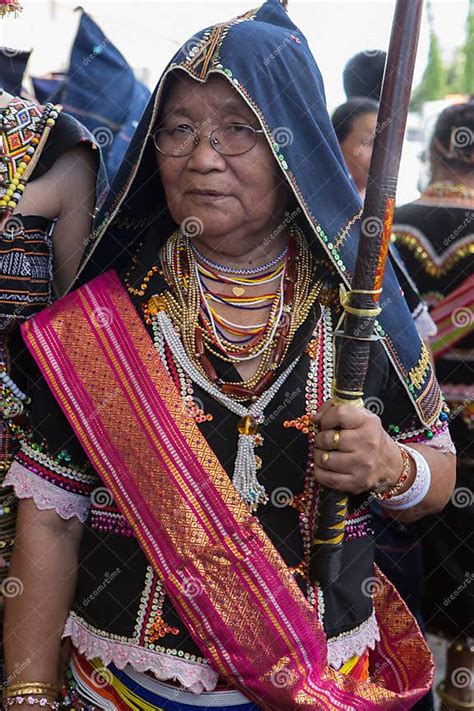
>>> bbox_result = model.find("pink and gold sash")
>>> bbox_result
[22,270,433,710]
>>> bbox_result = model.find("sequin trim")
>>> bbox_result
[63,613,218,694]
[393,227,474,277]
[16,440,97,495]
[90,508,134,537]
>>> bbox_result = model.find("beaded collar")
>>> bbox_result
[415,181,474,209]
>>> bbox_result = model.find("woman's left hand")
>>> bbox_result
[313,400,402,495]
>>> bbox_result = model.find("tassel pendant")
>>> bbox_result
[233,433,268,512]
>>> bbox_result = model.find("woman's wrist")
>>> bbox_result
[379,444,432,510]
[3,680,60,710]
[373,442,414,500]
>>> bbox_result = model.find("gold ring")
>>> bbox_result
[322,451,330,467]
[332,430,340,451]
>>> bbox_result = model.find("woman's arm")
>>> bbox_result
[389,442,455,523]
[51,145,98,296]
[3,499,83,689]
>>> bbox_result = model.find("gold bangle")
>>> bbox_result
[3,682,58,699]
[372,446,411,500]
[5,682,58,691]
[349,288,383,296]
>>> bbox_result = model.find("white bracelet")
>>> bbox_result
[380,444,431,510]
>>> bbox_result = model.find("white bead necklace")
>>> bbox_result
[153,310,299,511]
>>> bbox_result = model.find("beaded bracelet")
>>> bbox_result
[380,444,431,511]
[4,696,60,709]
[372,445,411,500]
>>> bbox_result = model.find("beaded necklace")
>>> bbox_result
[151,308,300,511]
[195,247,286,338]
[153,226,322,398]
[196,259,285,291]
[423,181,474,201]
[190,240,288,275]
[195,256,286,361]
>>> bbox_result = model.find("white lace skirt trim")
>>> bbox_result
[327,609,380,670]
[63,613,219,695]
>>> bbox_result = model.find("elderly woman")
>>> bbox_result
[3,1,455,710]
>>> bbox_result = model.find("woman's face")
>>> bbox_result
[340,111,377,195]
[155,73,289,250]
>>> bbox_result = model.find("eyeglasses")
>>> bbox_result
[152,124,265,157]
